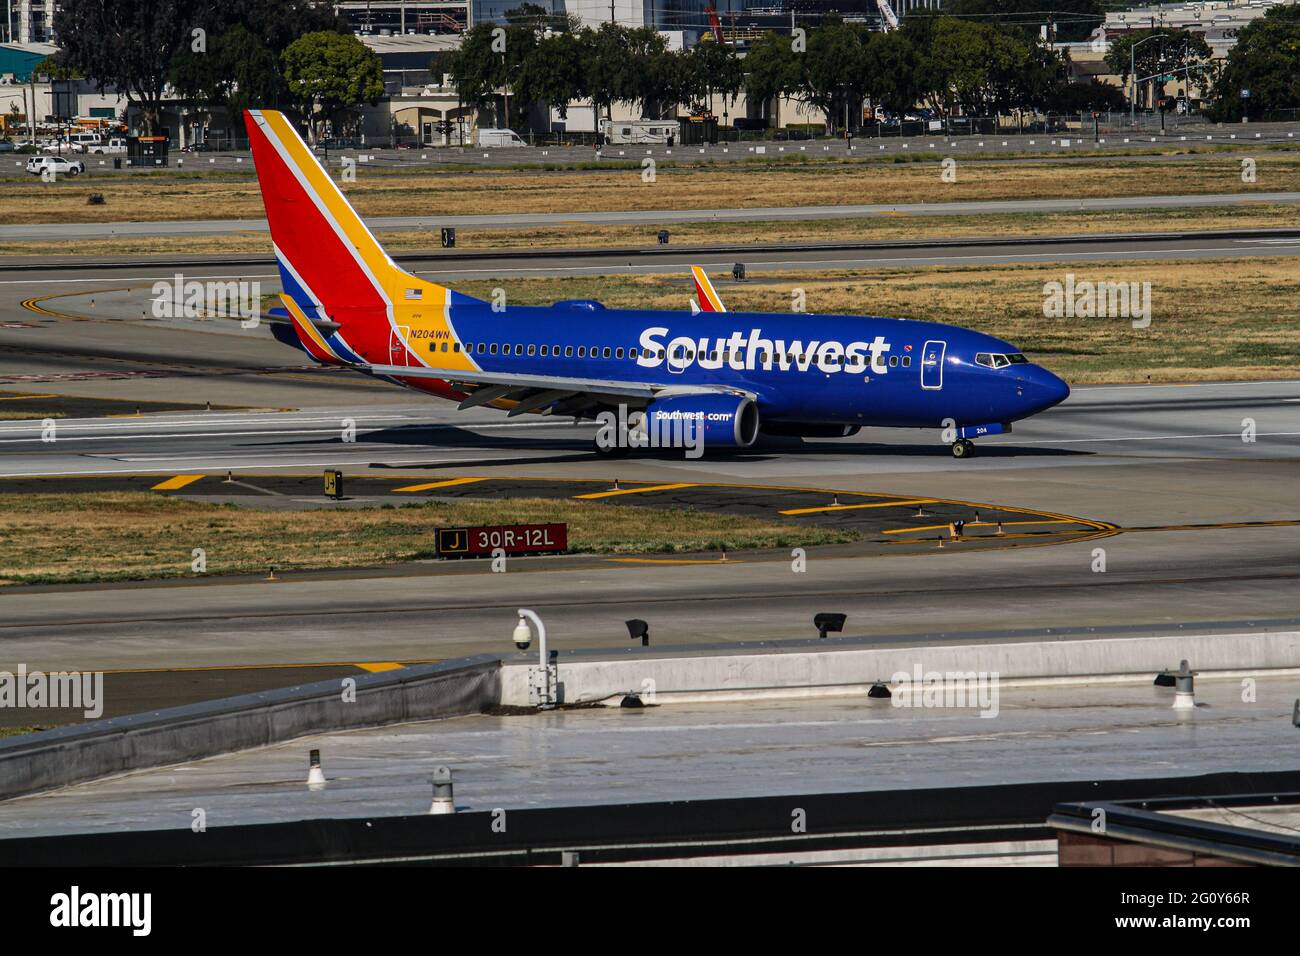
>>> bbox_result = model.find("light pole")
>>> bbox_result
[513,608,556,708]
[1129,33,1168,127]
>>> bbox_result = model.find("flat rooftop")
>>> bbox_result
[1,676,1296,838]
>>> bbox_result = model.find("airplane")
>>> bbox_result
[246,108,1069,460]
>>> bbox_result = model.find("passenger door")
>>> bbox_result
[921,339,946,390]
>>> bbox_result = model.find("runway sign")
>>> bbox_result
[323,469,343,499]
[436,523,568,558]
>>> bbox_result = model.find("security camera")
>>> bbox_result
[512,615,532,651]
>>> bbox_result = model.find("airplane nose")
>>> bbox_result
[1021,367,1070,412]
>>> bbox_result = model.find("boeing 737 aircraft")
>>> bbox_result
[247,109,1069,459]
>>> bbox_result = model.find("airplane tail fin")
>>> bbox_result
[691,266,727,313]
[245,109,480,363]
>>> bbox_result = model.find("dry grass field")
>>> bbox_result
[0,155,1295,225]
[0,493,856,585]
[0,201,1291,259]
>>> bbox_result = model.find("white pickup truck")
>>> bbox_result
[81,137,127,155]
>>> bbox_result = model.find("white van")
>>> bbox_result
[476,128,526,148]
[66,130,109,152]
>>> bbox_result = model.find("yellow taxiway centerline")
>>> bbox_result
[780,498,936,516]
[150,474,206,491]
[393,477,488,492]
[575,482,698,500]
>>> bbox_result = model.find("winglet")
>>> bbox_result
[691,266,726,313]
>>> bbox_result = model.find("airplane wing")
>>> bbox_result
[363,362,754,419]
[691,266,727,313]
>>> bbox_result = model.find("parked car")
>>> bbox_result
[0,140,14,153]
[312,138,360,151]
[181,142,212,153]
[26,155,86,176]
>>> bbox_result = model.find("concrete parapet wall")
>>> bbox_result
[0,656,500,801]
[501,631,1300,706]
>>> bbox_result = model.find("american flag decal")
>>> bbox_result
[404,288,422,301]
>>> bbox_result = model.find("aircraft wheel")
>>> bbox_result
[951,439,975,459]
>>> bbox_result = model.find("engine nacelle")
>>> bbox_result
[641,393,760,450]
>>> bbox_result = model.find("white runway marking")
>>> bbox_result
[988,430,1300,445]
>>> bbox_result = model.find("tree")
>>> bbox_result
[53,0,213,133]
[170,24,284,129]
[801,18,874,133]
[1207,6,1300,120]
[743,31,803,124]
[282,32,385,143]
[515,30,586,120]
[910,17,1029,117]
[581,23,672,122]
[1047,78,1127,114]
[862,30,923,118]
[682,38,743,120]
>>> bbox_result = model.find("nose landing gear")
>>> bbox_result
[950,438,976,459]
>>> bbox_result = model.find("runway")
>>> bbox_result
[0,232,1295,716]
[2,191,1297,243]
[0,379,1295,683]
[3,229,1299,290]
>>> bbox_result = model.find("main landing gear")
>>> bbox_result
[950,438,976,459]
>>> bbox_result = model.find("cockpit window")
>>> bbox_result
[976,352,1027,369]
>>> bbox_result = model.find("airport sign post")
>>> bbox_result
[436,523,568,558]
[323,469,343,500]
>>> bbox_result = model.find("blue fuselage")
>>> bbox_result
[436,302,1070,429]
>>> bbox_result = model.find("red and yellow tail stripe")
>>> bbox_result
[692,266,727,313]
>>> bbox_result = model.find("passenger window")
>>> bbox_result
[540,345,548,356]
[565,346,574,357]
[888,356,897,367]
[440,342,448,352]
[602,347,611,359]
[615,348,624,359]
[629,347,638,358]
[527,345,536,356]
[578,347,586,358]
[903,356,911,367]
[490,344,498,355]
